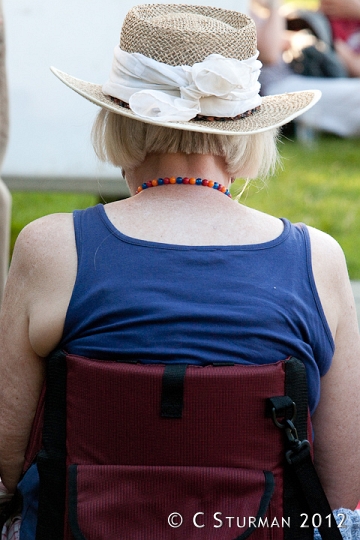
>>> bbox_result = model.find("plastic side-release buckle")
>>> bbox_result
[268,397,311,466]
[283,419,311,465]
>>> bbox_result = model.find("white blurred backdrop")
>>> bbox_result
[2,0,249,180]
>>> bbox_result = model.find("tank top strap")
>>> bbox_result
[72,204,113,267]
[292,222,334,355]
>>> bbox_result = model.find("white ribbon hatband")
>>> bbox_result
[102,47,262,123]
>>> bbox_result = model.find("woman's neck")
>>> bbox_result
[125,153,232,196]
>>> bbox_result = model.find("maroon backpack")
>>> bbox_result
[24,349,341,540]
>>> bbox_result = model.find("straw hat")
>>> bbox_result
[51,3,321,135]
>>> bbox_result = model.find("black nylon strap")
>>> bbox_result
[289,454,342,540]
[36,349,67,540]
[282,357,313,540]
[160,364,187,418]
[282,357,342,540]
[285,357,309,441]
[267,395,295,421]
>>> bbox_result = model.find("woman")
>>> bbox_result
[0,4,359,538]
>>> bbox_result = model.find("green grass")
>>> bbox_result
[10,192,97,253]
[235,133,360,278]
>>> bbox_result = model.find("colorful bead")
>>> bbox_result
[135,177,232,198]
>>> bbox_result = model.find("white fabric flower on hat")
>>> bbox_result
[181,53,262,116]
[103,48,262,122]
[189,54,256,96]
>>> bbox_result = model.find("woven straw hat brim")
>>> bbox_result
[51,67,321,135]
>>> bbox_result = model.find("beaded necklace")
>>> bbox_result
[135,177,232,198]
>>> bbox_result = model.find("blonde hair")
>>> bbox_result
[92,109,279,180]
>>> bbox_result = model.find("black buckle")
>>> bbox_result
[286,439,311,465]
[282,418,311,465]
[269,398,311,467]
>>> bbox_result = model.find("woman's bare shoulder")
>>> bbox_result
[13,212,76,269]
[7,213,78,357]
[306,224,354,336]
[16,212,75,242]
[306,224,348,283]
[306,224,345,255]
[10,212,77,309]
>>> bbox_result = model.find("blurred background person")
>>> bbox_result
[255,0,360,138]
[320,0,360,77]
[251,0,284,65]
[0,0,11,307]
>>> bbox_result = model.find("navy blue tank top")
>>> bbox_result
[60,204,334,414]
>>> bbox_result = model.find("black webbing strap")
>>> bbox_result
[289,450,342,540]
[271,357,342,540]
[280,357,314,540]
[36,349,67,540]
[285,357,309,442]
[160,364,187,418]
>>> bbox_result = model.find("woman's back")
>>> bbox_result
[60,203,334,414]
[11,160,358,512]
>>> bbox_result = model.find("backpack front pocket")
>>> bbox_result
[68,464,276,540]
